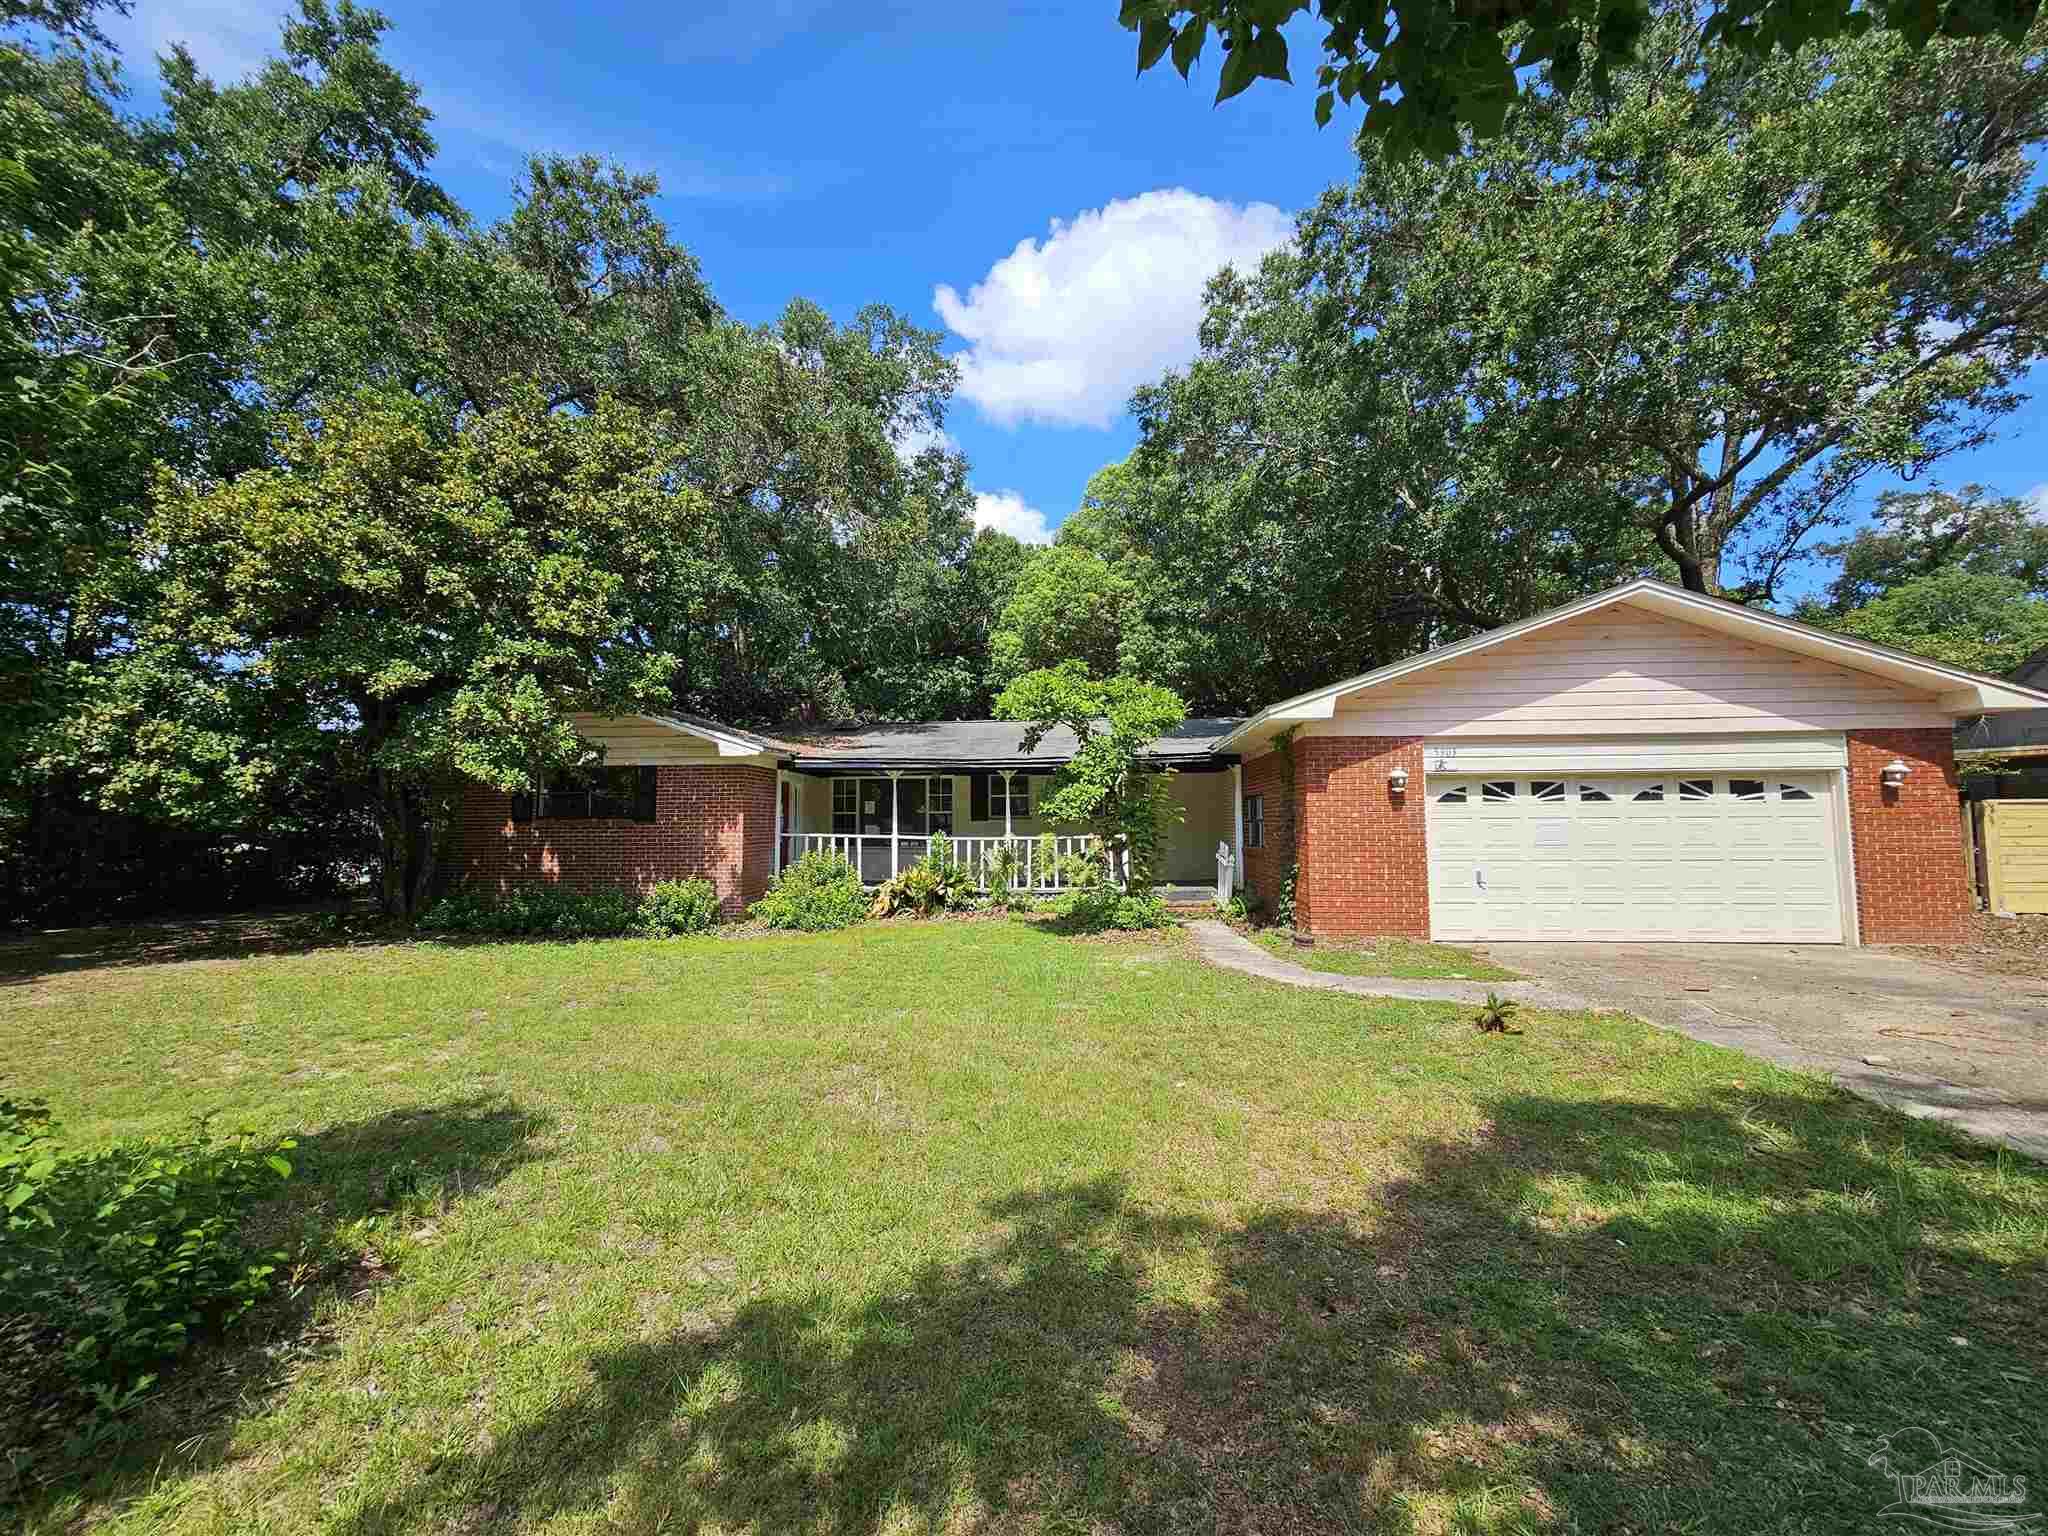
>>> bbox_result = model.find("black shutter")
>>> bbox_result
[635,765,658,822]
[970,772,989,823]
[510,791,534,823]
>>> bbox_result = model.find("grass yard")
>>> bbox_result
[3,917,2044,1534]
[1247,928,1521,982]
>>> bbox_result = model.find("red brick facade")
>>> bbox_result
[1240,746,1295,916]
[449,764,778,917]
[1293,735,1429,939]
[1845,728,1972,944]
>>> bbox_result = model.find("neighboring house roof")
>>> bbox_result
[770,717,1245,771]
[1218,576,2048,755]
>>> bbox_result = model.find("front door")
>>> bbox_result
[854,777,894,884]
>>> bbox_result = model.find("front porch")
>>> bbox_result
[772,762,1243,896]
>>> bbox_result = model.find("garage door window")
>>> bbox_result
[1730,778,1767,801]
[1579,784,1612,802]
[1679,778,1713,800]
[1632,783,1665,801]
[1435,785,1467,804]
[1532,780,1566,802]
[1779,782,1813,800]
[1482,781,1516,801]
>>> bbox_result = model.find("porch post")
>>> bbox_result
[773,769,786,875]
[1232,762,1245,878]
[890,772,901,878]
[1004,771,1014,840]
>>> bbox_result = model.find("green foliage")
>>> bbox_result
[987,541,1134,690]
[1116,0,2039,156]
[1805,485,2048,615]
[871,837,978,918]
[1,1094,294,1476]
[635,879,722,936]
[1047,885,1175,932]
[1274,861,1299,929]
[996,663,1189,889]
[1474,992,1520,1033]
[416,884,641,939]
[749,850,870,932]
[1128,6,2048,635]
[1811,571,2048,677]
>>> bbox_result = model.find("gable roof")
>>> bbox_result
[1216,577,2048,754]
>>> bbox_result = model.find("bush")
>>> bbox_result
[636,878,721,936]
[750,850,868,931]
[417,884,640,938]
[1048,885,1174,932]
[871,837,977,918]
[2,1095,295,1477]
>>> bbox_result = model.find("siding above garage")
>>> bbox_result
[1420,733,1850,773]
[1313,607,1950,739]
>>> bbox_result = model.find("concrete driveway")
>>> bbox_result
[1477,942,2048,1161]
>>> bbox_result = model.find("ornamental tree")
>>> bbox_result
[137,389,725,917]
[995,662,1188,889]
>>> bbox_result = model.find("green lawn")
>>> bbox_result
[3,918,2044,1535]
[1248,928,1521,981]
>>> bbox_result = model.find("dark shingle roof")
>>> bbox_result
[772,717,1244,769]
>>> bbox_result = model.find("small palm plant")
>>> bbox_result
[1474,992,1519,1034]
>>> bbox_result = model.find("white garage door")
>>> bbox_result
[1427,772,1844,942]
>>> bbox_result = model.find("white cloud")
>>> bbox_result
[892,420,960,462]
[934,188,1293,430]
[114,0,280,81]
[2028,483,2048,524]
[972,490,1054,545]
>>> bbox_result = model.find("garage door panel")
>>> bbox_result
[1426,770,1843,943]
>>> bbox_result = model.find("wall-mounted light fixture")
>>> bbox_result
[1880,758,1911,789]
[1388,765,1410,795]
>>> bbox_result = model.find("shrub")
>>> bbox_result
[1,1095,295,1477]
[417,884,640,938]
[1048,885,1174,932]
[750,850,868,931]
[636,878,721,936]
[871,838,977,918]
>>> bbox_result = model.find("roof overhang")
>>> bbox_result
[634,713,785,759]
[1218,577,2048,754]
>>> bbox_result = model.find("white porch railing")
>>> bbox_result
[777,833,1102,890]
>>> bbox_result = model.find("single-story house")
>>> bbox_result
[447,577,2048,945]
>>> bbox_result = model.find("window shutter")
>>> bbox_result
[970,772,989,823]
[635,766,658,822]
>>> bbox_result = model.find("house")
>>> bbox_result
[1956,644,2048,799]
[446,577,2048,945]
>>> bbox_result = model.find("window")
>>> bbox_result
[1435,785,1468,804]
[1245,793,1265,849]
[1482,780,1517,801]
[1632,783,1665,802]
[1730,778,1766,802]
[832,778,858,834]
[1779,782,1813,801]
[513,764,656,823]
[1678,778,1714,801]
[926,776,954,834]
[1578,783,1612,802]
[990,773,1031,822]
[1532,780,1565,802]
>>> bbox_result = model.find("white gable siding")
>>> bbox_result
[1314,603,1950,738]
[567,714,734,764]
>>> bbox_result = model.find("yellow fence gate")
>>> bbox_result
[1978,800,2048,915]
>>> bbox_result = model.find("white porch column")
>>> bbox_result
[1232,762,1245,878]
[1003,771,1015,840]
[889,771,901,878]
[773,769,786,875]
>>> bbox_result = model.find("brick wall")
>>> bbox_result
[449,764,778,917]
[1240,746,1295,914]
[1293,735,1429,938]
[1845,729,1972,944]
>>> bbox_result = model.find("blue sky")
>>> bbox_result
[111,0,2044,582]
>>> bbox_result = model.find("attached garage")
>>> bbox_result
[1219,578,2048,946]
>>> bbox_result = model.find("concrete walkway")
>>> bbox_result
[1186,920,1592,1010]
[1186,921,2048,1162]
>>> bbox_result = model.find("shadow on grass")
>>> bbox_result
[331,1089,2046,1535]
[11,1096,551,1517]
[0,904,406,986]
